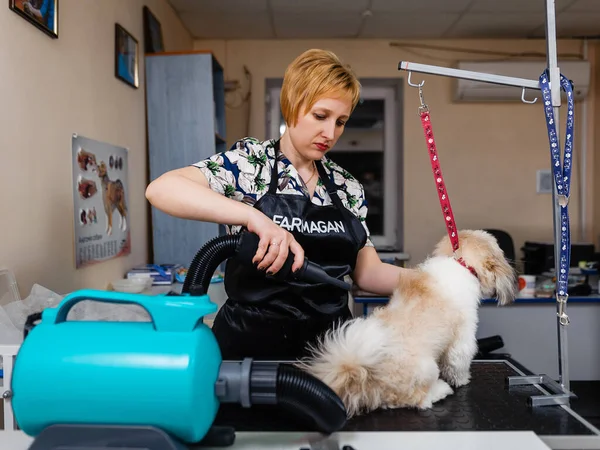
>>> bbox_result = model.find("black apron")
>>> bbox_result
[211,141,368,361]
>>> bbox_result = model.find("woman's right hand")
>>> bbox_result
[245,209,305,275]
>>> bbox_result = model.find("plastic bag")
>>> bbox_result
[0,303,20,345]
[69,300,150,322]
[0,284,64,337]
[0,284,151,337]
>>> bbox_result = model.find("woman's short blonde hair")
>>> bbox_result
[280,49,361,127]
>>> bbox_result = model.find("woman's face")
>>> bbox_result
[287,96,352,161]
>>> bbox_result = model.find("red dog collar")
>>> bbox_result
[456,257,479,279]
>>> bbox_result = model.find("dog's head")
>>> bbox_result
[77,149,98,172]
[433,229,517,305]
[97,161,108,177]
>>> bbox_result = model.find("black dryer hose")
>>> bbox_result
[275,363,347,434]
[182,234,240,295]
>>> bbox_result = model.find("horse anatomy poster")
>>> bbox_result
[72,134,131,268]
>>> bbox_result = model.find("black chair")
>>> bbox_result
[479,229,515,358]
[476,335,505,358]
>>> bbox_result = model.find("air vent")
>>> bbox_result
[536,169,553,194]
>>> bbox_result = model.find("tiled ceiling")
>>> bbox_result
[167,0,600,40]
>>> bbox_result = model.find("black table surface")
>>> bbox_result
[213,356,599,436]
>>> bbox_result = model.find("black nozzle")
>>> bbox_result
[236,232,352,291]
[292,260,352,291]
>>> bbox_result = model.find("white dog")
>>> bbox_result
[297,230,517,418]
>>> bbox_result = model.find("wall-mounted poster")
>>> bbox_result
[115,23,139,88]
[72,134,131,268]
[143,6,164,53]
[9,0,58,38]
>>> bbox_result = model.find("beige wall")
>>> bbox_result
[0,0,192,297]
[194,38,598,266]
[593,44,600,252]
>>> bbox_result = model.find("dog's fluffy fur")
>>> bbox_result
[297,230,517,418]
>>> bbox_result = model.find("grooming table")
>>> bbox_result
[213,357,600,440]
[1,358,599,449]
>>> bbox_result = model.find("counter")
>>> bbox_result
[2,429,594,449]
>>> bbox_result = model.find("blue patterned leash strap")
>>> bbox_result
[538,70,574,326]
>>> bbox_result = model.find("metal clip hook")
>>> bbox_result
[406,72,430,115]
[407,71,425,88]
[557,293,570,326]
[521,87,537,104]
[418,85,429,115]
[557,194,569,208]
[407,73,429,115]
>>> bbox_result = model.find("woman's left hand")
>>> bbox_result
[245,208,305,275]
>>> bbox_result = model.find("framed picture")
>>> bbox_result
[9,0,58,38]
[114,23,139,89]
[143,6,164,53]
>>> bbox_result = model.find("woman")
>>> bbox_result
[145,49,407,360]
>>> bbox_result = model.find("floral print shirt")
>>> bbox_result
[193,137,374,248]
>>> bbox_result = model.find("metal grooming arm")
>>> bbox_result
[397,0,574,407]
[397,61,541,102]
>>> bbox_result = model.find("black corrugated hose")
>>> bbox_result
[182,234,240,295]
[276,363,347,434]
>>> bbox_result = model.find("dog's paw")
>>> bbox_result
[418,379,454,409]
[445,372,471,388]
[431,379,454,402]
[441,366,471,388]
[417,400,433,410]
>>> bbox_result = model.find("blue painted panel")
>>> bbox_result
[146,53,222,267]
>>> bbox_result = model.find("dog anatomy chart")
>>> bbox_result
[72,134,131,268]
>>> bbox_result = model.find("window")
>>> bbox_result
[266,80,403,250]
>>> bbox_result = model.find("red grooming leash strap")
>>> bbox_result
[419,111,459,251]
[419,110,478,279]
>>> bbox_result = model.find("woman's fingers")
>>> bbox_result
[289,239,305,273]
[267,240,291,275]
[256,234,285,271]
[252,236,270,265]
[255,231,303,275]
